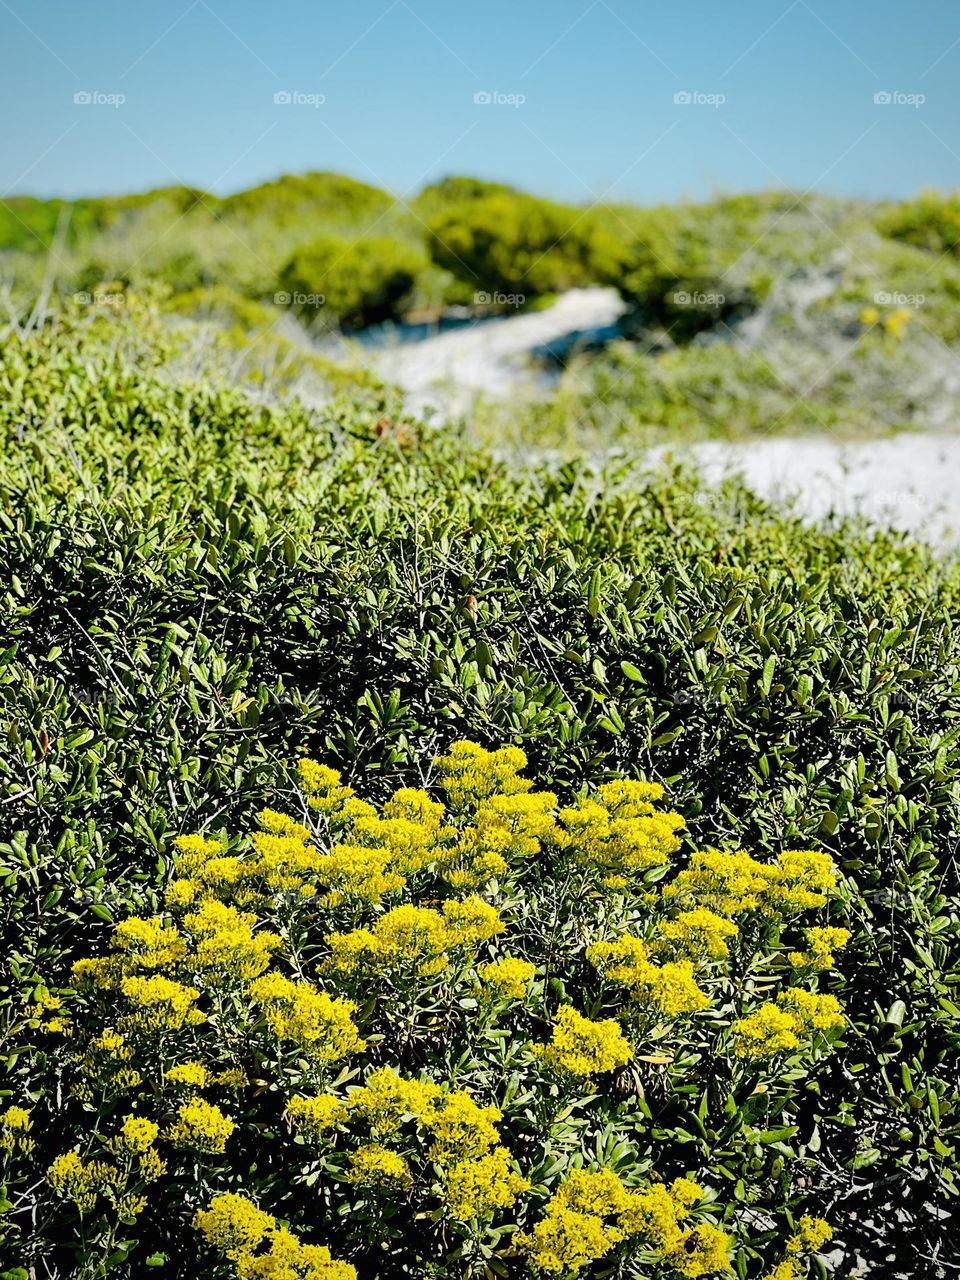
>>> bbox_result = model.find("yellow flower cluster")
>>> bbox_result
[166,1097,235,1154]
[519,1168,730,1277]
[664,849,837,917]
[119,975,204,1031]
[434,741,533,808]
[654,908,740,961]
[787,1215,833,1254]
[478,956,536,1000]
[587,935,709,1017]
[345,1067,441,1137]
[761,1216,833,1280]
[297,760,357,814]
[0,1105,34,1157]
[248,973,365,1062]
[347,1143,413,1189]
[195,1191,356,1279]
[286,1094,348,1141]
[323,898,503,981]
[286,1068,527,1224]
[733,988,844,1058]
[559,781,684,884]
[48,1114,165,1218]
[443,1146,530,1222]
[48,1150,123,1213]
[535,1006,633,1076]
[789,926,851,972]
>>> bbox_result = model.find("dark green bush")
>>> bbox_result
[427,193,629,298]
[278,234,425,329]
[0,299,957,1276]
[878,189,960,257]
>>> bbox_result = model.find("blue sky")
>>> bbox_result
[3,0,959,204]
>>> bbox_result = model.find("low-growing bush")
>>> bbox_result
[6,743,847,1279]
[877,189,960,257]
[0,300,957,1276]
[427,193,629,299]
[278,234,425,329]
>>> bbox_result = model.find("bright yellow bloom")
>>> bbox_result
[478,956,536,1000]
[286,1094,348,1141]
[167,1098,234,1154]
[112,1115,159,1154]
[120,975,204,1030]
[787,1215,832,1254]
[248,973,364,1062]
[655,908,739,961]
[536,1006,632,1076]
[425,1090,503,1165]
[443,1146,530,1221]
[165,1060,210,1090]
[587,935,709,1016]
[345,1068,441,1136]
[195,1192,357,1279]
[789,927,851,972]
[1,1106,32,1131]
[347,1144,412,1190]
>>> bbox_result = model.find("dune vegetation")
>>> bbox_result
[0,177,958,1279]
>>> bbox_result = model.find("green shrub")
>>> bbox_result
[278,234,425,329]
[0,299,957,1276]
[427,193,629,298]
[5,744,847,1279]
[878,189,960,257]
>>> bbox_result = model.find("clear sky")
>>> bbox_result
[3,0,959,204]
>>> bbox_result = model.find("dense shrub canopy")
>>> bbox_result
[427,193,629,298]
[0,299,957,1277]
[279,234,425,329]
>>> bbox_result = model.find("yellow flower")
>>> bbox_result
[167,1098,234,1154]
[165,1061,210,1090]
[1,1106,32,1131]
[286,1094,349,1141]
[120,975,204,1030]
[347,1144,412,1190]
[113,1114,159,1154]
[195,1192,357,1278]
[535,1006,632,1076]
[425,1090,503,1165]
[789,926,851,972]
[587,935,709,1016]
[444,1147,530,1221]
[478,956,536,1000]
[787,1215,832,1254]
[345,1068,441,1136]
[248,972,365,1062]
[655,908,739,961]
[665,1223,731,1277]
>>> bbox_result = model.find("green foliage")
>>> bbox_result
[219,170,392,224]
[427,193,629,298]
[279,234,426,329]
[878,189,960,257]
[0,297,957,1277]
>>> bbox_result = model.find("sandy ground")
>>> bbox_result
[351,287,960,548]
